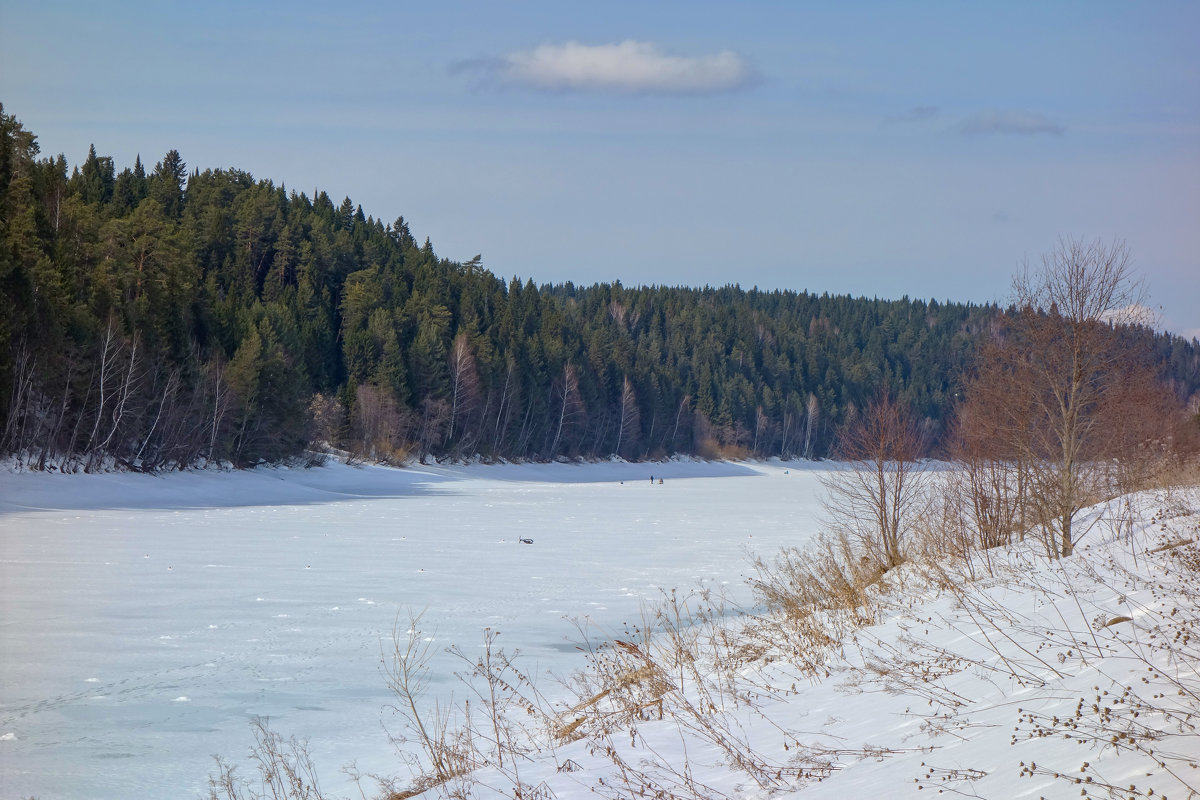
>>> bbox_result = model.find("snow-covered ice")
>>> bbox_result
[4,462,1198,800]
[0,459,822,800]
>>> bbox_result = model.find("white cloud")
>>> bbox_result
[461,40,756,94]
[960,110,1065,137]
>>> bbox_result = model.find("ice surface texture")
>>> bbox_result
[0,460,818,800]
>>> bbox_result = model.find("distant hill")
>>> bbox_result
[3,106,1197,469]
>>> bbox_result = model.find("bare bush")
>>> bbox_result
[206,716,340,800]
[820,392,930,570]
[944,394,1027,553]
[381,611,475,793]
[353,384,414,464]
[749,532,886,638]
[307,393,345,453]
[379,611,564,799]
[443,627,563,798]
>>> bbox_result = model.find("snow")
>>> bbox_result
[3,462,1197,800]
[439,485,1200,800]
[0,459,821,800]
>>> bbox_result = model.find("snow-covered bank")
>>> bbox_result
[0,458,766,513]
[424,485,1200,800]
[0,459,819,800]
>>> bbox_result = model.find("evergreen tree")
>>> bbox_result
[150,149,186,218]
[3,109,1196,469]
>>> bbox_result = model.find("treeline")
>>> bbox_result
[3,107,1198,470]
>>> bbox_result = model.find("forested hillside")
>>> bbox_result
[3,107,1198,469]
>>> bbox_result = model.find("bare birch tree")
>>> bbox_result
[549,362,582,458]
[670,393,691,452]
[803,392,819,460]
[490,355,518,455]
[964,237,1171,557]
[615,375,639,458]
[446,331,480,447]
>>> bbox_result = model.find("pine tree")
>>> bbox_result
[150,149,186,218]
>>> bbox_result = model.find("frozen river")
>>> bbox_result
[0,460,826,800]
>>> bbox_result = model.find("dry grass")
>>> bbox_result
[206,716,350,800]
[750,531,885,620]
[207,447,1200,800]
[541,586,911,800]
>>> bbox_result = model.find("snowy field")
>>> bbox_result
[0,459,825,800]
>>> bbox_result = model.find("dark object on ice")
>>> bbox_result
[519,537,534,545]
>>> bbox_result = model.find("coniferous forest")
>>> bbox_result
[3,106,1199,470]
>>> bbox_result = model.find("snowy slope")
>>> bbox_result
[430,486,1200,800]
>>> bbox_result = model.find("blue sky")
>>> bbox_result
[3,1,1197,337]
